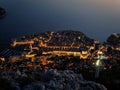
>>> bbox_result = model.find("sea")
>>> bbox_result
[0,0,120,44]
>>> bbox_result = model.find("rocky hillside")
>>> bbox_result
[107,33,120,46]
[0,70,107,90]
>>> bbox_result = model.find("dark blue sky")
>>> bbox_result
[0,0,120,42]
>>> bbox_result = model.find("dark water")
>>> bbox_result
[0,0,120,43]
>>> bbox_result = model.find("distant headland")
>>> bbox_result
[0,7,6,19]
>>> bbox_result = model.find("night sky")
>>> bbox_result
[0,0,120,42]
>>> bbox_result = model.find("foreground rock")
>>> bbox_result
[8,70,107,90]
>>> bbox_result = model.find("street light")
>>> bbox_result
[95,51,103,78]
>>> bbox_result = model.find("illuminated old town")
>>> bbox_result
[1,0,120,90]
[0,30,120,90]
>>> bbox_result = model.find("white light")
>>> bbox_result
[97,51,103,55]
[96,60,100,66]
